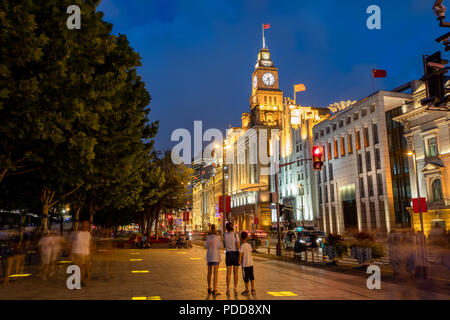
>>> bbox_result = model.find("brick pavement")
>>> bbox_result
[0,244,449,300]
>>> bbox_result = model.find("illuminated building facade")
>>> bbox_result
[270,99,330,228]
[313,90,412,236]
[393,80,450,236]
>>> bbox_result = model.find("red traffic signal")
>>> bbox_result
[312,145,324,171]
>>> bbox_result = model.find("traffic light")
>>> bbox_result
[312,145,324,170]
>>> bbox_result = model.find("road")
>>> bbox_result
[0,244,449,300]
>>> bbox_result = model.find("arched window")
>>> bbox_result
[432,179,443,202]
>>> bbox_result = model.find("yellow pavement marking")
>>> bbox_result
[9,274,32,278]
[189,257,201,260]
[58,261,72,264]
[132,296,162,300]
[218,268,227,271]
[168,249,176,251]
[267,291,298,297]
[177,252,187,254]
[131,270,150,273]
[129,259,143,261]
[130,253,141,255]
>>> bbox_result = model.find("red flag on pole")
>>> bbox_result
[263,23,270,29]
[372,69,387,78]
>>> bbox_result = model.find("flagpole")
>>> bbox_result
[293,85,296,105]
[371,66,375,93]
[262,24,265,48]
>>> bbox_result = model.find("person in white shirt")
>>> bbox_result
[239,231,255,296]
[223,222,240,295]
[204,224,222,296]
[71,221,93,284]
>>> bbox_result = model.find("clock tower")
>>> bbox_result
[248,47,283,128]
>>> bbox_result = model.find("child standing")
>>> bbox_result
[239,231,255,296]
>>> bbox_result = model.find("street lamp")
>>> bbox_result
[407,151,425,233]
[215,142,227,236]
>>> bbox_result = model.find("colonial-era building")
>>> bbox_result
[270,98,330,228]
[313,88,415,236]
[393,80,450,236]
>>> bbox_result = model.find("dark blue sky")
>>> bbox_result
[97,0,441,152]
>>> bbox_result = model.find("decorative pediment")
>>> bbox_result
[421,162,444,175]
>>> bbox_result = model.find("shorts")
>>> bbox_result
[207,261,219,266]
[225,251,240,267]
[242,266,254,283]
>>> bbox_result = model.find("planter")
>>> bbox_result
[351,246,372,265]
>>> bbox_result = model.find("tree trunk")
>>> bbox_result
[88,201,97,233]
[0,168,6,183]
[154,211,160,240]
[60,213,64,236]
[40,188,56,234]
[73,206,81,231]
[41,204,50,233]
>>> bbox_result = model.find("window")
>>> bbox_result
[329,163,334,181]
[377,173,383,195]
[356,130,361,150]
[348,134,353,154]
[274,97,277,104]
[326,127,330,134]
[375,149,381,169]
[296,144,299,153]
[354,112,359,121]
[269,96,272,104]
[366,151,372,172]
[334,139,339,159]
[340,136,346,156]
[327,142,332,160]
[339,120,344,128]
[361,108,367,117]
[323,165,327,182]
[320,130,324,137]
[264,96,267,104]
[314,133,318,140]
[332,123,337,131]
[360,177,365,198]
[372,123,379,144]
[324,186,328,202]
[317,172,321,183]
[426,136,439,157]
[432,179,443,202]
[297,173,301,180]
[330,184,335,202]
[370,104,376,113]
[368,175,374,197]
[357,154,363,174]
[346,116,351,125]
[299,143,302,151]
[364,127,370,147]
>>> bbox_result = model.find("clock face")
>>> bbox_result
[262,72,275,86]
[253,75,257,88]
[262,52,270,60]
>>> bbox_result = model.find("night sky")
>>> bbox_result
[97,0,441,152]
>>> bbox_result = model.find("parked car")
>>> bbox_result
[284,230,297,249]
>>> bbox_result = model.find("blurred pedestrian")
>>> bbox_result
[96,227,114,281]
[49,231,63,277]
[37,233,53,280]
[70,220,93,285]
[223,222,240,295]
[239,231,255,296]
[4,237,25,284]
[205,224,222,296]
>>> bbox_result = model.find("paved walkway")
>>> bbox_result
[0,244,449,300]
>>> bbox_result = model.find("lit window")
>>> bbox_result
[334,139,339,159]
[348,134,353,154]
[425,136,439,157]
[356,131,361,150]
[340,136,346,156]
[432,179,443,202]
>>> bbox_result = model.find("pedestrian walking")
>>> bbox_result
[37,232,53,280]
[239,231,255,296]
[70,220,93,285]
[205,224,222,296]
[223,222,240,295]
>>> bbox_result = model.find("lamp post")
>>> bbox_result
[215,142,227,236]
[407,151,424,233]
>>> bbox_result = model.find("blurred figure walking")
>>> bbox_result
[70,221,93,285]
[37,233,53,280]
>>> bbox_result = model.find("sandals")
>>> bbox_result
[251,289,256,295]
[212,290,221,296]
[241,290,249,296]
[208,288,212,294]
